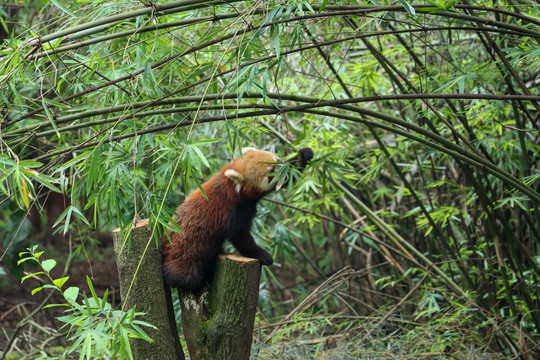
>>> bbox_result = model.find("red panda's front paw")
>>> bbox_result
[258,249,274,266]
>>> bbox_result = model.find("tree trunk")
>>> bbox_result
[113,219,184,360]
[179,254,261,360]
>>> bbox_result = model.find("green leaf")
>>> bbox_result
[144,61,157,95]
[42,259,57,273]
[86,275,99,305]
[50,0,75,17]
[43,303,70,309]
[70,205,90,226]
[82,331,93,360]
[53,205,89,235]
[86,151,100,195]
[31,286,43,295]
[399,0,415,16]
[42,98,61,139]
[272,36,281,58]
[27,171,61,193]
[121,327,134,359]
[82,292,93,315]
[53,276,70,289]
[8,81,22,107]
[53,205,73,235]
[64,286,79,303]
[417,0,451,12]
[19,160,43,168]
[55,150,91,173]
[0,155,16,166]
[21,272,44,282]
[445,0,456,9]
[129,323,153,341]
[191,138,223,146]
[0,166,15,196]
[425,0,441,6]
[14,168,31,209]
[190,145,210,168]
[17,257,35,266]
[319,0,329,12]
[101,288,109,306]
[132,319,157,330]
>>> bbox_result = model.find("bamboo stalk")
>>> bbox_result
[21,92,540,203]
[29,0,243,45]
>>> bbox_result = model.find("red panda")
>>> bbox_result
[162,147,313,292]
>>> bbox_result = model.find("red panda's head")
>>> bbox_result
[224,147,283,198]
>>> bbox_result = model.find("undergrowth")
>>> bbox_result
[253,311,509,360]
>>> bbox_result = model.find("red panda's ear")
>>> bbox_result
[242,147,257,156]
[225,169,244,192]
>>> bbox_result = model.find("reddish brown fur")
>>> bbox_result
[162,147,313,292]
[162,151,277,292]
[162,168,233,291]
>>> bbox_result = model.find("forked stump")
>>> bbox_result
[179,254,261,360]
[113,220,184,360]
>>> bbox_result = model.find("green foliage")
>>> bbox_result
[0,155,60,210]
[18,246,155,360]
[1,0,540,357]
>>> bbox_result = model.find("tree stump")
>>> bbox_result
[179,254,261,360]
[113,220,184,360]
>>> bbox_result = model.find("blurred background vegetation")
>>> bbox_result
[1,0,539,359]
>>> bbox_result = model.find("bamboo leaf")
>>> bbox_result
[50,0,75,17]
[399,0,416,16]
[42,98,61,139]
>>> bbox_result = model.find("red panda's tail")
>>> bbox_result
[162,260,212,293]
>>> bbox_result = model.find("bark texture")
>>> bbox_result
[113,219,184,360]
[179,254,261,360]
